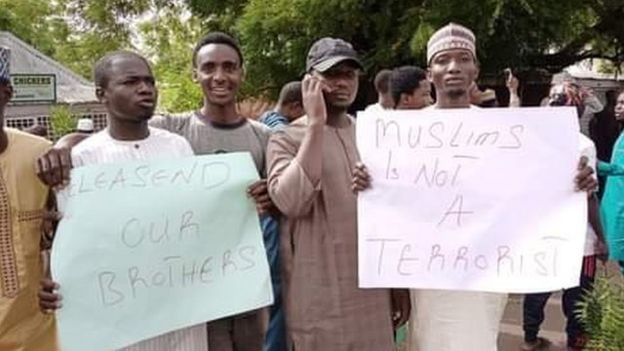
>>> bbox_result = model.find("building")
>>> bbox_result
[0,31,107,139]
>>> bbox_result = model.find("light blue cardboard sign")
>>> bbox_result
[51,152,273,351]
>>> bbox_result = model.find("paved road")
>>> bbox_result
[498,262,622,351]
[499,293,568,351]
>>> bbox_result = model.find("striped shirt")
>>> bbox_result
[70,127,208,351]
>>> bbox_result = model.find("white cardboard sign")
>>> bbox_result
[357,107,586,293]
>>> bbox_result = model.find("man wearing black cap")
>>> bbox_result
[266,38,406,350]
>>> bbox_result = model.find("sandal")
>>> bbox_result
[520,337,552,351]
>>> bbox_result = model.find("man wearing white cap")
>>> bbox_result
[406,22,598,351]
[397,22,509,351]
[0,47,59,351]
[353,22,598,351]
[51,118,96,154]
[76,118,94,134]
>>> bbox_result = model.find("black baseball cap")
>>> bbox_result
[306,37,364,73]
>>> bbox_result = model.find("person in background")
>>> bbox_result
[550,72,603,135]
[363,69,393,113]
[259,81,304,130]
[580,89,604,137]
[506,69,521,108]
[24,124,48,138]
[385,64,432,346]
[47,118,96,153]
[76,118,94,134]
[521,82,608,351]
[590,90,622,197]
[257,82,303,350]
[598,89,624,274]
[389,65,432,110]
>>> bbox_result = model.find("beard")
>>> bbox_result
[325,100,350,116]
[446,88,468,100]
[323,92,352,113]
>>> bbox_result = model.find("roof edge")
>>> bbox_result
[0,31,93,86]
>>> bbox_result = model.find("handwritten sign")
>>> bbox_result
[357,107,587,293]
[51,153,273,351]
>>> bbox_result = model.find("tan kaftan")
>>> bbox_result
[0,129,58,351]
[267,116,394,351]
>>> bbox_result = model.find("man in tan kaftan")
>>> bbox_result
[267,38,406,351]
[0,47,58,351]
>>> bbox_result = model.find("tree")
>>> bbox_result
[0,0,70,59]
[137,2,205,112]
[235,0,424,98]
[1,0,202,111]
[51,0,153,78]
[3,0,623,107]
[0,0,143,79]
[186,0,624,98]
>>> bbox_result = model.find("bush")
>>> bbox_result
[49,105,76,139]
[578,276,624,350]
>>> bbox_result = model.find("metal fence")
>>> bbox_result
[6,113,107,140]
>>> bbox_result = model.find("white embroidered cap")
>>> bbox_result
[427,23,476,64]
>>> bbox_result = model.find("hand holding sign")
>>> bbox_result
[352,162,371,193]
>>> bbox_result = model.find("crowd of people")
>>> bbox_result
[0,20,622,351]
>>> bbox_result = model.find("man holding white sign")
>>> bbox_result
[39,51,273,351]
[354,23,597,351]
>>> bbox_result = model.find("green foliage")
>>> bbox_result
[196,0,624,98]
[138,3,205,112]
[597,61,624,75]
[0,0,69,58]
[50,0,149,78]
[578,277,624,350]
[233,0,426,98]
[2,0,623,102]
[49,105,76,138]
[0,0,138,80]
